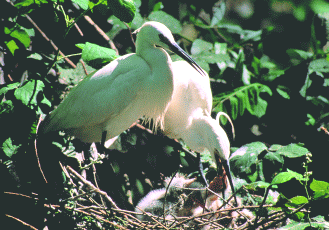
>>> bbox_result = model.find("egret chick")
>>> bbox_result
[40,22,205,149]
[135,174,205,221]
[163,61,237,204]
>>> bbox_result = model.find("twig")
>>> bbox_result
[84,15,119,55]
[79,59,89,75]
[25,14,76,69]
[5,214,38,230]
[321,126,329,135]
[74,23,84,37]
[92,164,106,208]
[73,208,127,229]
[66,166,119,209]
[34,115,48,183]
[4,192,34,199]
[124,22,135,47]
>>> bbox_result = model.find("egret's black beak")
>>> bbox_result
[221,159,237,206]
[159,34,206,76]
[215,153,238,206]
[170,42,206,76]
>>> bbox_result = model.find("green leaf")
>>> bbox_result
[286,196,308,208]
[246,181,271,190]
[310,0,329,14]
[0,82,20,96]
[108,0,136,23]
[2,138,21,158]
[281,218,329,230]
[264,151,284,164]
[57,61,96,85]
[269,144,283,151]
[241,30,262,42]
[14,79,50,114]
[310,179,329,200]
[15,0,48,9]
[276,144,308,158]
[191,39,213,55]
[305,113,315,126]
[0,100,14,115]
[271,169,305,185]
[286,49,313,61]
[4,40,20,56]
[213,83,272,120]
[211,1,225,26]
[276,85,290,99]
[72,0,89,10]
[230,142,267,174]
[80,42,118,67]
[148,11,182,34]
[27,53,42,60]
[4,26,31,48]
[309,58,329,73]
[293,5,306,21]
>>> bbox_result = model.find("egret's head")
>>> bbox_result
[135,21,176,49]
[135,21,206,76]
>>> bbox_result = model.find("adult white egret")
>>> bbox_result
[40,21,205,148]
[163,61,237,204]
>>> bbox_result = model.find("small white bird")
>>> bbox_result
[163,61,237,204]
[135,174,205,222]
[40,22,205,148]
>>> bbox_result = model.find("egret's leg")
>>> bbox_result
[100,131,107,154]
[197,152,209,187]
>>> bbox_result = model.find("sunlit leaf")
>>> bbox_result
[271,169,305,185]
[286,49,313,61]
[310,179,329,200]
[276,144,308,158]
[149,11,182,34]
[79,42,118,67]
[2,137,21,158]
[72,0,89,10]
[108,0,136,23]
[4,40,19,56]
[230,142,267,174]
[264,151,284,164]
[191,39,213,55]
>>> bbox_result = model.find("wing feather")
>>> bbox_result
[43,54,150,133]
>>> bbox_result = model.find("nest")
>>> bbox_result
[45,165,290,230]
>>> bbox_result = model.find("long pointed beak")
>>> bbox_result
[221,159,238,206]
[168,42,206,76]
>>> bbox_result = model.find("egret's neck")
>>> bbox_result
[135,39,174,131]
[184,115,230,164]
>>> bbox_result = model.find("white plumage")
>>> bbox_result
[41,21,204,144]
[163,61,236,203]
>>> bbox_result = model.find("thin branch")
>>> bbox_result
[5,214,38,230]
[25,14,76,69]
[34,115,48,183]
[66,166,119,209]
[84,15,119,55]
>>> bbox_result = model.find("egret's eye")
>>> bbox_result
[158,33,170,45]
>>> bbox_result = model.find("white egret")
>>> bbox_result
[40,21,205,149]
[163,61,237,204]
[135,174,205,221]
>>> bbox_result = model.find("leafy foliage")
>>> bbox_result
[1,0,329,229]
